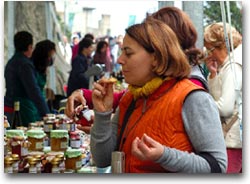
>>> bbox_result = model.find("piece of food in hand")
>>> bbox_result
[101,77,117,84]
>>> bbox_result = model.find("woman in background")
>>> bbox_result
[204,22,242,173]
[93,40,112,73]
[32,39,56,99]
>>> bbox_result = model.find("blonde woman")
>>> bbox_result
[204,22,242,173]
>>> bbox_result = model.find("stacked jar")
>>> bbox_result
[65,149,82,171]
[69,131,81,149]
[26,129,46,152]
[43,114,56,146]
[4,156,13,173]
[6,129,29,158]
[50,130,69,152]
[11,154,20,173]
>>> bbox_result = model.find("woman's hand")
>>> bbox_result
[92,78,114,112]
[65,89,86,118]
[76,124,91,134]
[131,134,164,161]
[205,57,218,79]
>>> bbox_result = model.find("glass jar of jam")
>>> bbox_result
[55,153,65,173]
[69,131,81,149]
[28,157,37,173]
[51,157,61,173]
[4,156,14,173]
[27,129,46,151]
[65,149,82,171]
[11,154,20,173]
[50,130,69,152]
[6,129,29,158]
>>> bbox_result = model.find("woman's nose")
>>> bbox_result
[117,55,124,65]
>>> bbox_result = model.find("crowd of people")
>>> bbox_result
[4,6,242,173]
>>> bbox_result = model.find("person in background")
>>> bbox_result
[4,31,50,127]
[93,40,112,73]
[32,39,56,112]
[110,35,123,74]
[59,35,72,65]
[90,18,227,173]
[204,22,242,173]
[71,33,95,61]
[71,34,80,49]
[67,37,95,97]
[150,6,208,90]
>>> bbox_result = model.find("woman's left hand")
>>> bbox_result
[131,133,164,161]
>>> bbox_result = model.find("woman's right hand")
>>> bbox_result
[92,78,114,113]
[65,89,86,118]
[205,57,218,79]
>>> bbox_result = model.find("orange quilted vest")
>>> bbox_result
[118,79,203,173]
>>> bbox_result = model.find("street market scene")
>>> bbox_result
[3,1,242,174]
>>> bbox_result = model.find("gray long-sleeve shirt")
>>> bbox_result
[90,91,227,173]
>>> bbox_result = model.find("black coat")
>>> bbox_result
[67,54,89,96]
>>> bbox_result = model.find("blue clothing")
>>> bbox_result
[67,54,90,96]
[4,52,50,126]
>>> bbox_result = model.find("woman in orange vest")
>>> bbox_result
[90,18,227,173]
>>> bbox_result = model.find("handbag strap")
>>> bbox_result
[116,99,136,151]
[222,112,239,134]
[198,152,222,173]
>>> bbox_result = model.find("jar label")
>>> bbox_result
[76,161,82,169]
[70,140,81,148]
[36,142,44,149]
[5,167,13,173]
[21,147,28,156]
[59,124,67,130]
[13,162,19,169]
[60,141,68,149]
[52,167,60,173]
[69,123,76,132]
[29,166,37,173]
[44,124,53,132]
[44,139,49,147]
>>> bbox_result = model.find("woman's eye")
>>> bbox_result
[125,52,132,56]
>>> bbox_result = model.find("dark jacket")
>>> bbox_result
[4,52,50,126]
[67,54,90,96]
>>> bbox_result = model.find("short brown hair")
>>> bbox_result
[150,6,202,66]
[126,18,190,79]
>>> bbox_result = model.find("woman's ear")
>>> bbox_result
[151,54,157,67]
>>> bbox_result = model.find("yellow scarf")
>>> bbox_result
[128,77,166,99]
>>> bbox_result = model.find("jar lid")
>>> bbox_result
[6,129,24,138]
[4,156,14,164]
[16,126,28,131]
[27,129,46,139]
[28,157,37,163]
[51,157,60,165]
[55,154,64,160]
[11,154,20,161]
[50,130,69,138]
[65,149,82,158]
[29,151,44,157]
